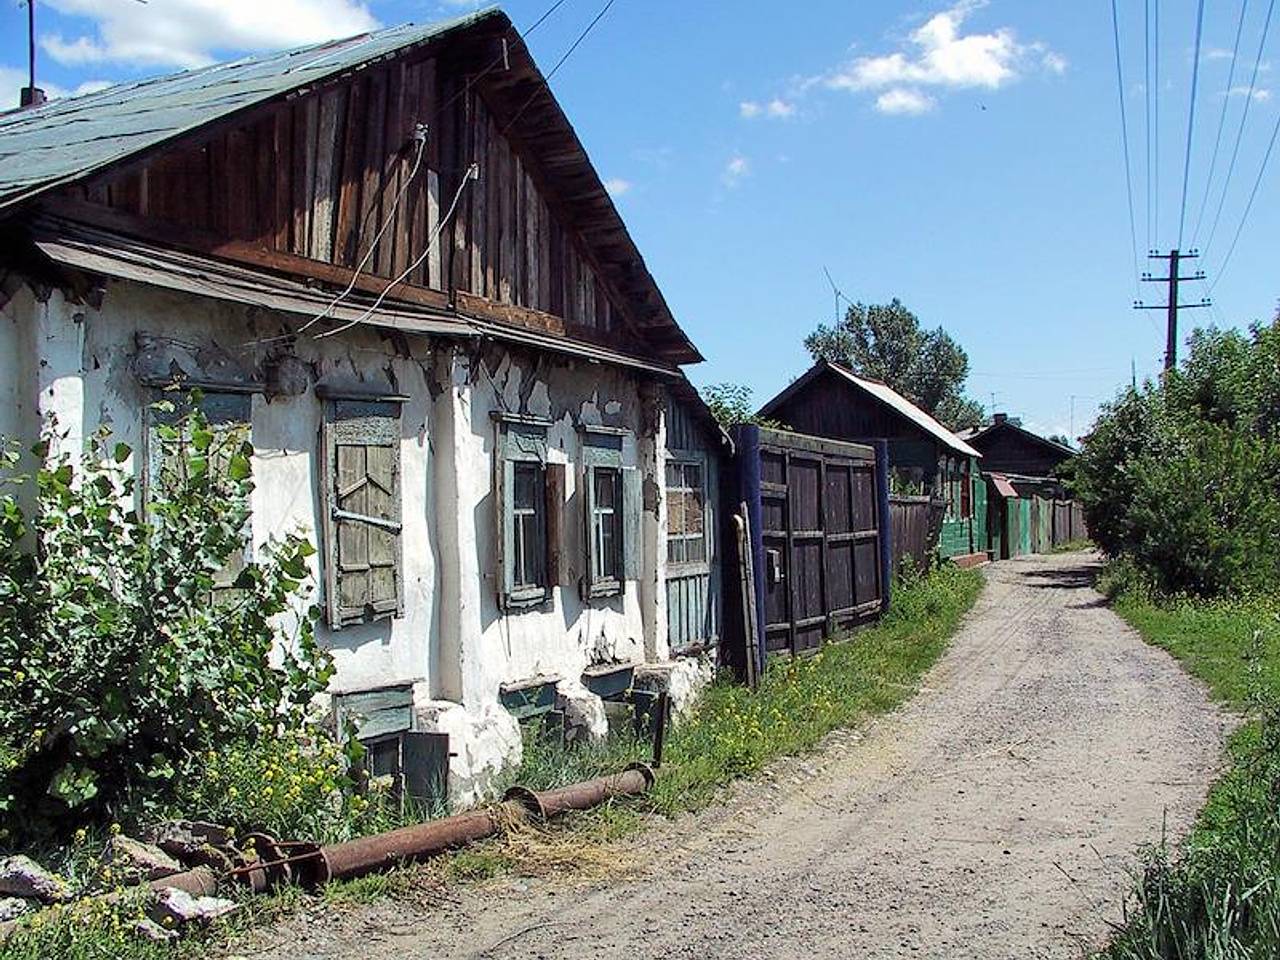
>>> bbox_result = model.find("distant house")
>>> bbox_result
[959,414,1074,479]
[757,359,986,566]
[959,415,1083,558]
[0,9,724,804]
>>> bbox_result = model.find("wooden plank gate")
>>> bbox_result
[731,427,890,664]
[889,494,947,576]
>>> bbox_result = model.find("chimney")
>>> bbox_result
[20,87,47,110]
[993,412,1008,425]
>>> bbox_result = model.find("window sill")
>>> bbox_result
[585,579,623,600]
[503,587,551,611]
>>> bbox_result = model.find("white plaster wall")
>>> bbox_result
[448,346,658,708]
[30,279,441,699]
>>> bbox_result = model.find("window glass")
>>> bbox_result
[512,461,545,591]
[592,467,621,582]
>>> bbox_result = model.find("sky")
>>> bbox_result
[4,0,1279,442]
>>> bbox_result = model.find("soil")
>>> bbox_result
[241,552,1231,960]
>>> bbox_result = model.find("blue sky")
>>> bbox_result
[4,0,1278,440]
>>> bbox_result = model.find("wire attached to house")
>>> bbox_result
[296,129,428,335]
[313,162,480,340]
[498,0,620,137]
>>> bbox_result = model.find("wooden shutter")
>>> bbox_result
[323,402,403,628]
[622,466,642,581]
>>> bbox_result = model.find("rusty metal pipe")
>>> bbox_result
[315,805,516,882]
[147,866,219,897]
[503,762,655,821]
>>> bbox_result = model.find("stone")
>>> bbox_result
[149,887,239,928]
[558,684,608,745]
[0,897,30,922]
[133,917,180,943]
[0,855,71,903]
[635,656,714,719]
[144,820,233,858]
[102,836,182,882]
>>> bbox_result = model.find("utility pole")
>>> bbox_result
[1135,248,1211,372]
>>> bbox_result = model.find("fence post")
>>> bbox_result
[874,440,892,613]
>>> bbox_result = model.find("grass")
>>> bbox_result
[1050,538,1094,554]
[1097,564,1280,960]
[0,563,983,960]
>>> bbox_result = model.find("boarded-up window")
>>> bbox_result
[145,390,252,602]
[496,420,558,610]
[666,460,706,566]
[582,430,638,599]
[321,399,403,629]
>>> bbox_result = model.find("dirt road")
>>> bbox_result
[249,552,1229,960]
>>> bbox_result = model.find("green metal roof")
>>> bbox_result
[0,7,502,212]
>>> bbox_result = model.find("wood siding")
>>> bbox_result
[63,58,630,342]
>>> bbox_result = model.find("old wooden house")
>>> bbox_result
[0,9,725,803]
[757,359,987,567]
[960,415,1085,558]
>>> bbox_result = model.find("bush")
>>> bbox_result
[1077,319,1280,598]
[0,405,336,843]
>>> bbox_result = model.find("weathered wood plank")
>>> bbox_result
[381,62,408,279]
[310,88,343,261]
[333,78,367,267]
[357,69,388,274]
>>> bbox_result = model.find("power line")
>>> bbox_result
[1177,0,1208,248]
[1209,106,1280,291]
[1202,0,1277,258]
[1111,0,1142,287]
[1190,0,1250,245]
[498,0,620,136]
[1152,0,1162,252]
[1153,0,1161,245]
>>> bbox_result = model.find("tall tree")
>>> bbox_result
[804,298,984,431]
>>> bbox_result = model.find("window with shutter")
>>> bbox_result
[495,418,553,610]
[322,399,404,629]
[582,429,634,600]
[144,390,252,602]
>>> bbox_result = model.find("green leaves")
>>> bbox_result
[0,405,333,842]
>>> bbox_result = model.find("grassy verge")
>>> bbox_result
[1050,538,1093,554]
[1098,565,1280,960]
[0,563,983,960]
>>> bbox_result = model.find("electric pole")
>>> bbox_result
[1134,249,1211,372]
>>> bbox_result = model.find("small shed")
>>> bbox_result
[757,360,986,567]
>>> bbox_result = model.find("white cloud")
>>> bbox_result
[722,154,750,187]
[740,97,795,120]
[603,177,632,198]
[39,0,379,71]
[0,66,129,109]
[1228,85,1272,101]
[822,1,1060,114]
[876,88,935,115]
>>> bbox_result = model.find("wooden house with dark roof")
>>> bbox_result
[0,7,727,805]
[757,359,988,567]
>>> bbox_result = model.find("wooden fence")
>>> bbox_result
[889,495,946,576]
[1051,499,1089,547]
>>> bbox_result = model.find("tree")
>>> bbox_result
[699,382,782,429]
[1048,434,1074,449]
[804,298,984,431]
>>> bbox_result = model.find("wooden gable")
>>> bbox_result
[44,20,693,363]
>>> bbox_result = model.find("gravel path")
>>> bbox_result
[247,552,1230,960]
